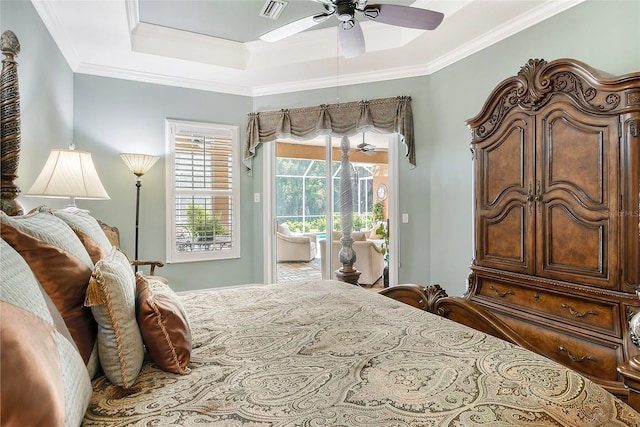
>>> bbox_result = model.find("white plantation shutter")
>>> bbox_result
[166,120,240,262]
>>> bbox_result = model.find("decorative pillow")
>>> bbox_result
[85,246,144,388]
[54,209,112,263]
[136,274,192,374]
[352,231,368,241]
[0,209,99,374]
[0,238,92,427]
[332,231,343,241]
[278,223,291,236]
[0,207,93,267]
[369,226,382,240]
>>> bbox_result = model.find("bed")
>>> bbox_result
[82,280,638,426]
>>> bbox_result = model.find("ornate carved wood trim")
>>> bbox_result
[379,284,448,313]
[466,58,640,142]
[1,30,23,216]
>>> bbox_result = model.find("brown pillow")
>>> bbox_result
[73,229,108,264]
[136,274,192,374]
[1,301,66,427]
[0,224,96,364]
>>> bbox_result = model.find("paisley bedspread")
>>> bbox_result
[83,280,639,426]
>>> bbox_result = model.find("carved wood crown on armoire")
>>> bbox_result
[465,58,640,398]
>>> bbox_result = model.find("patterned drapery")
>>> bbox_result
[244,96,414,174]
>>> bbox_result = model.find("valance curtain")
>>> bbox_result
[244,96,414,174]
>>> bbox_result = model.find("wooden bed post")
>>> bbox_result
[335,136,361,285]
[1,30,23,216]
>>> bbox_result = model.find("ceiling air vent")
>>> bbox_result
[259,0,288,20]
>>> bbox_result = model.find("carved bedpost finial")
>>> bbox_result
[423,284,448,313]
[1,30,24,216]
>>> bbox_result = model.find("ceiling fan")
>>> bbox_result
[350,134,380,156]
[259,0,444,58]
[355,141,377,155]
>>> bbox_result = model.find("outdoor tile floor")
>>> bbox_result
[277,257,384,289]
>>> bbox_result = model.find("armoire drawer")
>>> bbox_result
[475,278,620,337]
[492,310,623,382]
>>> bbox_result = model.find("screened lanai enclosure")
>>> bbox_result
[276,158,379,234]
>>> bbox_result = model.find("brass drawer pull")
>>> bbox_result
[561,303,599,318]
[558,346,597,363]
[489,285,514,298]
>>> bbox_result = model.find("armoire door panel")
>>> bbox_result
[481,120,529,207]
[475,112,534,273]
[537,202,612,287]
[536,106,618,288]
[478,204,532,272]
[539,108,616,208]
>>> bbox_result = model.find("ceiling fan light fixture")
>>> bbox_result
[260,0,444,57]
[259,0,288,20]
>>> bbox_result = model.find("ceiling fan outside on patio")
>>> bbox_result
[350,134,380,156]
[259,0,444,58]
[355,141,376,155]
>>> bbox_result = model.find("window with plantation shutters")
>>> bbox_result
[166,120,240,262]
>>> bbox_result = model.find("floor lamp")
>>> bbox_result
[121,153,159,271]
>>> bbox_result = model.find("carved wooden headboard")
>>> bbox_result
[0,30,23,216]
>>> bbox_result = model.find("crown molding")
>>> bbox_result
[32,0,586,97]
[74,62,254,97]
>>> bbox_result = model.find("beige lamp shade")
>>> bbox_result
[27,149,110,201]
[120,153,159,177]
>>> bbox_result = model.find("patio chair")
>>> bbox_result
[276,223,317,262]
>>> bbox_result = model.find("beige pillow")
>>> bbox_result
[136,274,192,375]
[332,231,343,241]
[54,209,112,263]
[352,231,368,241]
[0,238,92,427]
[86,247,144,388]
[278,223,291,236]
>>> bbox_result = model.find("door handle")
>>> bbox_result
[535,180,542,213]
[526,182,533,212]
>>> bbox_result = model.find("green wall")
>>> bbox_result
[1,0,74,204]
[2,0,639,294]
[72,75,254,287]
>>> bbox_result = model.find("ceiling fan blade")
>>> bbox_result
[260,13,331,42]
[358,142,375,151]
[363,4,444,30]
[339,19,365,58]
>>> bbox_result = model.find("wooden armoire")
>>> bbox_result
[466,58,640,397]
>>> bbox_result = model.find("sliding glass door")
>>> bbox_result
[272,133,392,287]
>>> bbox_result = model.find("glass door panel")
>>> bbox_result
[274,133,389,287]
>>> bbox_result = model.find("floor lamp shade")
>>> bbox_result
[120,153,159,177]
[26,149,110,205]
